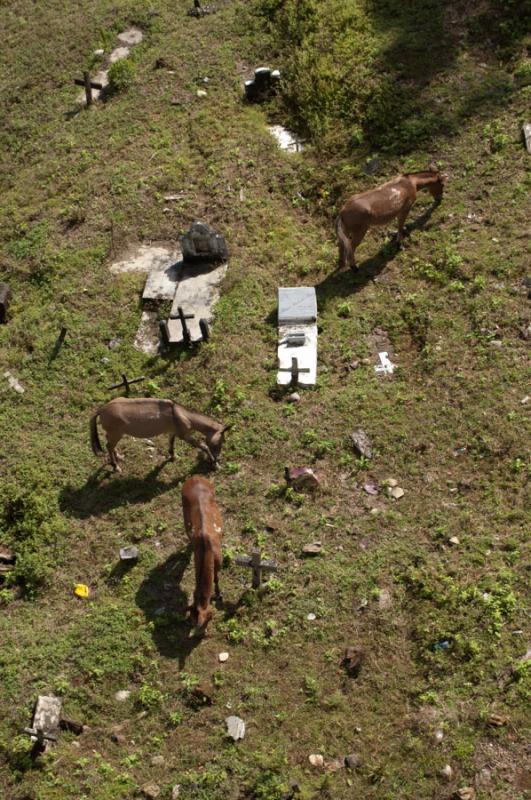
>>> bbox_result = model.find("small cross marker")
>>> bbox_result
[74,71,104,107]
[235,547,278,589]
[278,357,310,386]
[107,374,145,394]
[169,306,195,347]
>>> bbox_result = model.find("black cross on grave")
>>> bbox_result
[169,306,195,347]
[235,547,278,589]
[278,357,310,387]
[74,72,104,107]
[107,374,146,394]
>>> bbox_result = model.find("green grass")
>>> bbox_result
[0,0,530,798]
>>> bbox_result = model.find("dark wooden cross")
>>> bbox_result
[0,282,11,324]
[74,72,104,107]
[235,547,278,589]
[170,306,195,346]
[107,374,145,394]
[278,357,310,386]
[50,326,67,361]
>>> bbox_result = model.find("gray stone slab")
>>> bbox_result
[134,311,160,355]
[278,287,317,325]
[32,695,62,748]
[523,123,531,154]
[167,262,228,343]
[142,257,182,301]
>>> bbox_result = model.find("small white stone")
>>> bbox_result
[218,652,229,663]
[434,728,444,742]
[521,396,530,405]
[171,787,181,800]
[385,478,398,487]
[114,689,131,702]
[389,486,404,500]
[309,754,324,767]
[287,392,300,403]
[197,89,207,97]
[449,536,460,546]
[440,764,453,781]
[307,613,316,621]
[94,48,104,56]
[226,715,245,741]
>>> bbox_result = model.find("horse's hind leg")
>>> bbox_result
[168,434,176,461]
[396,203,414,246]
[106,432,123,472]
[349,225,369,270]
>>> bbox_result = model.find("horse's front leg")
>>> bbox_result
[168,434,176,461]
[396,203,413,247]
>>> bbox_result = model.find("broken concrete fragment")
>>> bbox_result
[350,429,373,460]
[218,652,229,663]
[31,695,62,750]
[119,546,139,561]
[325,758,345,772]
[114,689,131,702]
[141,783,161,800]
[302,542,323,556]
[523,123,531,154]
[487,713,506,727]
[226,715,245,741]
[377,588,393,610]
[388,486,404,500]
[4,370,24,394]
[308,753,324,767]
[440,764,454,781]
[285,467,320,491]
[448,536,460,546]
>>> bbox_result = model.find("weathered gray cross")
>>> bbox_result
[235,547,278,589]
[74,72,104,107]
[107,374,145,394]
[278,356,310,386]
[169,306,195,346]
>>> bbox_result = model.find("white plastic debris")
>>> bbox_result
[374,351,396,375]
[226,715,245,741]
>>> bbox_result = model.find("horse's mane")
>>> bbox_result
[402,169,440,178]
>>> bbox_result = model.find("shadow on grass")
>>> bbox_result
[135,549,203,668]
[59,460,186,519]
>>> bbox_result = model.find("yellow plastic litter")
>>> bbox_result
[74,583,90,599]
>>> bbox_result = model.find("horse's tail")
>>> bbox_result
[336,215,353,269]
[90,411,103,455]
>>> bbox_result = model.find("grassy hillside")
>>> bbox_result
[0,0,529,799]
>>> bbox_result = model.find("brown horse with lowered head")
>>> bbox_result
[90,397,230,471]
[182,475,223,635]
[336,168,447,269]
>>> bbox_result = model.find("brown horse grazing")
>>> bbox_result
[336,168,447,269]
[182,475,223,635]
[90,397,230,472]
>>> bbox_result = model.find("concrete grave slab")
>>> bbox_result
[117,27,144,46]
[165,262,228,344]
[32,695,62,749]
[277,287,317,386]
[109,46,131,64]
[134,311,161,355]
[523,123,531,154]
[278,287,317,325]
[268,125,305,153]
[110,243,181,277]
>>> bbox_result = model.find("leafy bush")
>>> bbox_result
[108,59,135,93]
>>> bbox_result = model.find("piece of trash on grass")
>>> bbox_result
[74,583,90,599]
[306,612,316,621]
[4,370,25,394]
[374,351,395,375]
[119,545,139,561]
[430,640,450,651]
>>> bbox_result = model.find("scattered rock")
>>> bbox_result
[114,690,131,702]
[119,545,139,561]
[302,542,323,556]
[440,764,454,781]
[94,48,104,56]
[325,758,345,772]
[448,536,460,546]
[218,652,229,663]
[388,486,404,500]
[308,753,324,768]
[141,783,161,799]
[226,715,245,741]
[350,429,373,460]
[108,336,121,350]
[487,713,506,727]
[433,728,444,743]
[521,395,530,405]
[287,392,300,403]
[150,755,165,767]
[196,88,207,97]
[475,767,492,787]
[306,613,316,621]
[111,732,126,744]
[344,753,361,769]
[341,647,364,678]
[285,467,320,491]
[489,339,502,348]
[171,787,181,800]
[349,359,360,370]
[454,789,476,800]
[363,483,378,495]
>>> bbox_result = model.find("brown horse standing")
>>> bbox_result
[90,397,230,471]
[336,168,447,269]
[182,476,223,634]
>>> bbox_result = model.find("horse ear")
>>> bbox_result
[222,423,234,434]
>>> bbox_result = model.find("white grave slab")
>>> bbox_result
[268,125,305,153]
[277,287,317,386]
[110,243,181,281]
[134,310,160,355]
[166,262,228,344]
[32,695,62,749]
